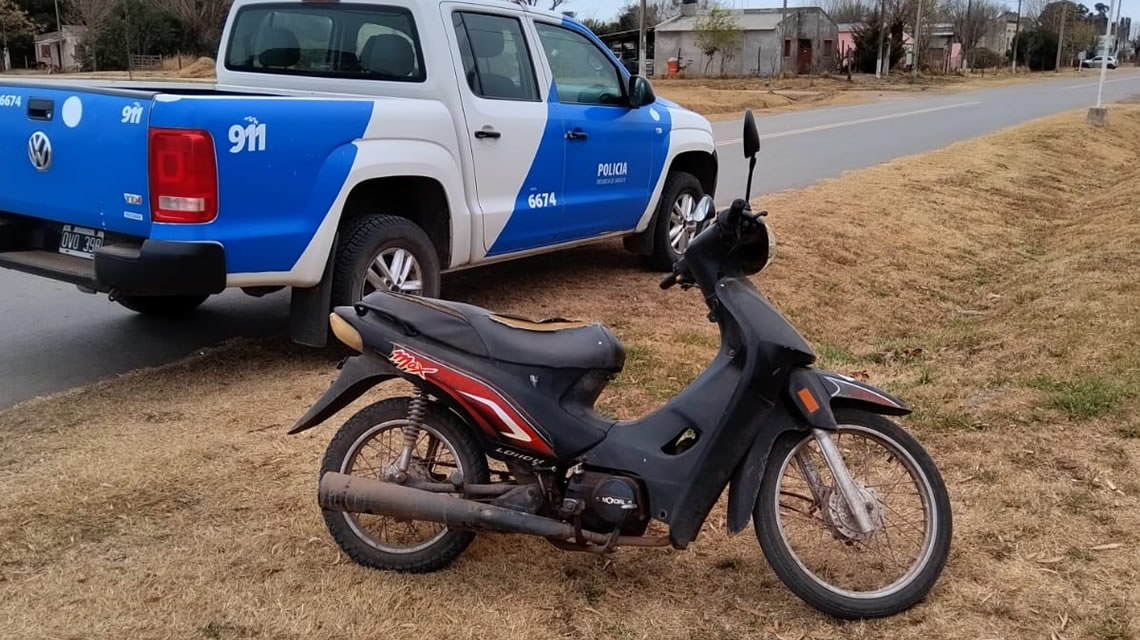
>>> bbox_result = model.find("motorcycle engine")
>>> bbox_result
[562,470,649,536]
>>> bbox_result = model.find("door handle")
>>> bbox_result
[474,128,501,140]
[566,129,588,141]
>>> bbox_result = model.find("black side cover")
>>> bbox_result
[725,405,802,534]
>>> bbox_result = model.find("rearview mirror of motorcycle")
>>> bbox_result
[689,195,714,224]
[743,109,761,159]
[742,110,760,202]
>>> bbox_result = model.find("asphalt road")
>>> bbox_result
[2,70,1139,408]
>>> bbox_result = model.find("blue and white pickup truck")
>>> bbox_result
[0,0,717,344]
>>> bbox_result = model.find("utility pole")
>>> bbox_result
[1088,0,1117,123]
[1095,0,1116,108]
[1011,0,1022,72]
[875,0,886,76]
[913,0,924,78]
[638,0,648,77]
[1054,0,1068,73]
[780,0,788,75]
[53,0,62,70]
[963,0,973,70]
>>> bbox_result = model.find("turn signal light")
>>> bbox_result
[149,128,218,223]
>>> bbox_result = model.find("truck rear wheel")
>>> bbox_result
[115,294,208,316]
[331,214,441,307]
[649,171,705,271]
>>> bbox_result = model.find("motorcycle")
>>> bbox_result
[290,110,952,619]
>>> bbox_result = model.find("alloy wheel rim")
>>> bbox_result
[362,247,423,297]
[669,192,697,254]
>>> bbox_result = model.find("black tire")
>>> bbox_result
[330,214,441,307]
[753,409,952,619]
[115,294,208,316]
[648,171,705,271]
[320,397,489,573]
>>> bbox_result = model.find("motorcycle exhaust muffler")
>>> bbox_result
[320,472,614,545]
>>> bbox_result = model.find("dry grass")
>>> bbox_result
[3,106,1140,639]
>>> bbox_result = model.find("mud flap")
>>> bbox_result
[289,234,336,347]
[288,354,399,434]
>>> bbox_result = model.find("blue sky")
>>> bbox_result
[565,0,1139,38]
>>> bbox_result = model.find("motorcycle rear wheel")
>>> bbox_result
[320,397,489,573]
[753,409,952,619]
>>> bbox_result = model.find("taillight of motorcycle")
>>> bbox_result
[148,128,218,224]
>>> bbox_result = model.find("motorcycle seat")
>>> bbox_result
[357,292,626,372]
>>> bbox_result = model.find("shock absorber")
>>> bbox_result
[395,388,428,477]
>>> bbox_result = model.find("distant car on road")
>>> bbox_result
[1082,55,1117,69]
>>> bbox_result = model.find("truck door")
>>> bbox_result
[444,6,565,257]
[531,21,658,244]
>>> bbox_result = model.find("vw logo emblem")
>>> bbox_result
[28,131,53,172]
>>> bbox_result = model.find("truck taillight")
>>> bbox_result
[148,128,218,223]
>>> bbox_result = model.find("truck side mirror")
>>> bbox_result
[628,76,655,109]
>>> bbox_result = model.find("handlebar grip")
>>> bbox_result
[660,272,681,290]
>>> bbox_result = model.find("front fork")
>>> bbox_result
[806,428,877,534]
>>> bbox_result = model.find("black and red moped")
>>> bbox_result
[291,111,951,619]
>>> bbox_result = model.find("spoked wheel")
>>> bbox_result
[754,409,951,619]
[320,397,488,573]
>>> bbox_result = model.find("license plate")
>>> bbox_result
[58,225,104,259]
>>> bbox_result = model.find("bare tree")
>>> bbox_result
[156,0,232,55]
[694,7,741,74]
[824,0,874,23]
[68,0,117,70]
[943,0,1003,67]
[519,0,571,10]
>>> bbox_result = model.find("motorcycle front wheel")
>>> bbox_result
[754,409,952,619]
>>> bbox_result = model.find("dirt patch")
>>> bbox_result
[2,107,1140,639]
[179,57,217,79]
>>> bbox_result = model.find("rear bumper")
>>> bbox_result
[95,240,227,295]
[0,214,227,295]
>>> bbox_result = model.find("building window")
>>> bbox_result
[824,39,833,57]
[783,39,792,57]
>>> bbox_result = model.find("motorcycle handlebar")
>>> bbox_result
[660,271,681,290]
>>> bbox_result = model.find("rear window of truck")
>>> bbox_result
[225,3,425,82]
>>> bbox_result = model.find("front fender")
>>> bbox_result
[726,404,801,535]
[288,354,399,434]
[818,370,911,416]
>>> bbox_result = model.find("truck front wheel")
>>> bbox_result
[331,214,441,307]
[115,294,209,316]
[649,171,705,271]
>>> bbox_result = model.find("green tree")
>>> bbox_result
[852,15,905,72]
[694,7,741,74]
[0,0,37,70]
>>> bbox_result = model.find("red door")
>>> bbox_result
[797,38,813,74]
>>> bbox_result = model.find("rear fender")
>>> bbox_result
[288,354,400,434]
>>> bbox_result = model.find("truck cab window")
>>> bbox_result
[226,3,425,82]
[452,12,539,101]
[534,23,624,107]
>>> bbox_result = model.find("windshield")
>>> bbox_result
[225,3,425,82]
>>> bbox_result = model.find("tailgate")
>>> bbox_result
[0,83,154,237]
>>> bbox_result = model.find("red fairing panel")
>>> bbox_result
[388,345,555,457]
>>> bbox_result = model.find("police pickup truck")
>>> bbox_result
[0,0,717,345]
